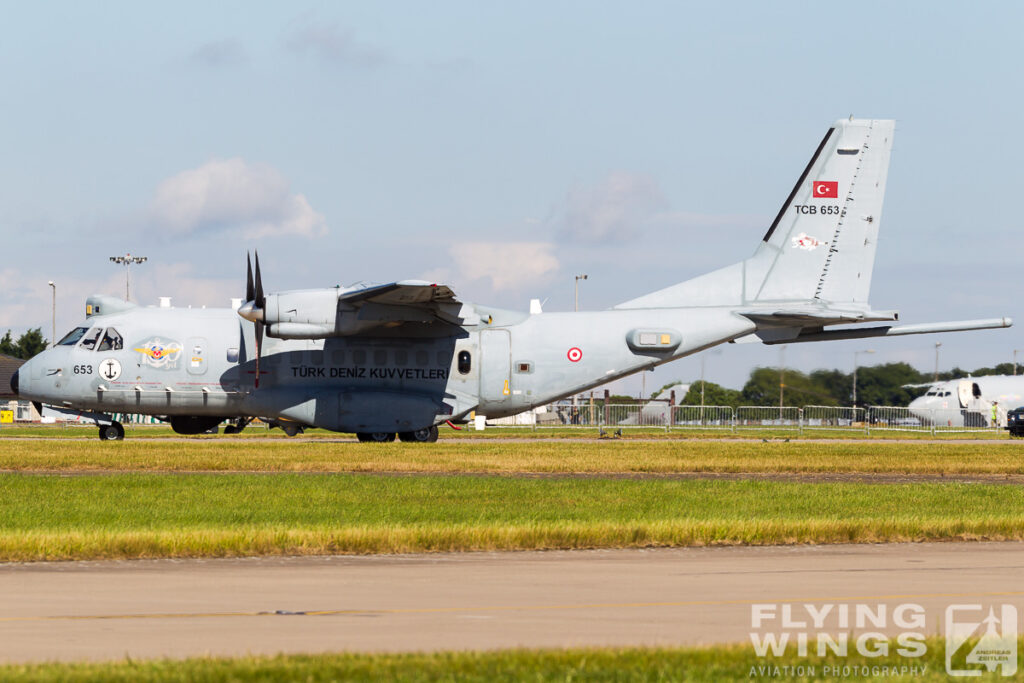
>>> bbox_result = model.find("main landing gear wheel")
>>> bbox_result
[398,426,439,443]
[98,422,125,441]
[357,432,397,443]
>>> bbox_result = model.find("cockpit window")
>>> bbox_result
[78,327,103,351]
[58,327,90,346]
[97,328,123,352]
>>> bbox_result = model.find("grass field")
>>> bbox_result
[0,423,1013,440]
[2,472,1023,560]
[1,437,1023,475]
[0,639,999,681]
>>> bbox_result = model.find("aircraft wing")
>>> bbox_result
[332,280,465,333]
[338,280,458,307]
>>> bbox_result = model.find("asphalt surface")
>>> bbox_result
[2,542,1024,662]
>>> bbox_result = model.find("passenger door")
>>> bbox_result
[479,330,511,403]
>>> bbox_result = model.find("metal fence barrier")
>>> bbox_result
[803,405,867,431]
[865,406,929,432]
[672,405,734,429]
[735,406,802,430]
[479,403,1006,435]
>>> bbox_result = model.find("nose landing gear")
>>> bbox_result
[98,422,125,441]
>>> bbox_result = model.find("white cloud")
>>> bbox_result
[448,242,559,291]
[149,158,327,239]
[188,39,246,68]
[284,23,388,67]
[558,172,667,242]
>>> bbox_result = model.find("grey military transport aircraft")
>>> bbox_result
[9,118,1012,441]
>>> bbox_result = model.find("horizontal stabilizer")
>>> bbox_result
[755,317,1012,345]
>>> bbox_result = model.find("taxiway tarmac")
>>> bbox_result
[2,542,1023,662]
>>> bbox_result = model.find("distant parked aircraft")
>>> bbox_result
[908,376,1024,427]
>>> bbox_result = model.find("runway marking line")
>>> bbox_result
[3,590,1024,623]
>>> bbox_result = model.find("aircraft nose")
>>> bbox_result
[9,368,18,396]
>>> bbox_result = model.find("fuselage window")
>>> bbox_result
[97,328,123,352]
[415,350,428,366]
[374,350,387,366]
[458,350,471,375]
[226,348,239,363]
[352,349,366,365]
[394,350,408,366]
[78,327,103,351]
[290,351,304,364]
[436,351,448,367]
[58,327,89,346]
[310,350,324,366]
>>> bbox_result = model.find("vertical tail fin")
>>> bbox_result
[751,117,894,303]
[616,118,894,310]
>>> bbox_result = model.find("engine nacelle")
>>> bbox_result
[257,287,442,339]
[261,288,340,339]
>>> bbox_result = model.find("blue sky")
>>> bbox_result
[2,2,1021,393]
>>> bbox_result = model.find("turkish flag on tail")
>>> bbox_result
[813,181,838,198]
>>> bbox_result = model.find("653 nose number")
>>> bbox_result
[73,364,93,375]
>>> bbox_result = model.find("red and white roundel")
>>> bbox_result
[567,347,583,363]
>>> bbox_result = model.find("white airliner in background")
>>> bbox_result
[908,376,1024,427]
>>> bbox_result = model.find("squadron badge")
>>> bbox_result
[134,337,183,370]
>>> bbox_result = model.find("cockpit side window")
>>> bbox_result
[58,327,90,346]
[78,327,103,351]
[97,328,123,352]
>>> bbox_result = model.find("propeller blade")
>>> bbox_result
[243,250,266,389]
[254,320,264,389]
[246,253,254,303]
[254,251,265,308]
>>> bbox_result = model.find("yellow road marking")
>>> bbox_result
[3,590,1024,623]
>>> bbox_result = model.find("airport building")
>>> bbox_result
[0,353,39,423]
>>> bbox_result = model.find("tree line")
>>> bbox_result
[670,361,1020,408]
[0,329,48,360]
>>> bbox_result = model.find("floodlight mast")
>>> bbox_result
[109,254,147,302]
[47,281,55,348]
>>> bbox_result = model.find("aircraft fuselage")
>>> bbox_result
[15,300,755,434]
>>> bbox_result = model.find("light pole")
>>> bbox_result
[778,345,786,418]
[852,349,875,405]
[574,274,588,312]
[109,254,147,301]
[47,281,55,348]
[933,342,942,382]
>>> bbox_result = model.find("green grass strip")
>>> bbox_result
[3,438,1024,474]
[2,473,1024,560]
[0,639,1010,682]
